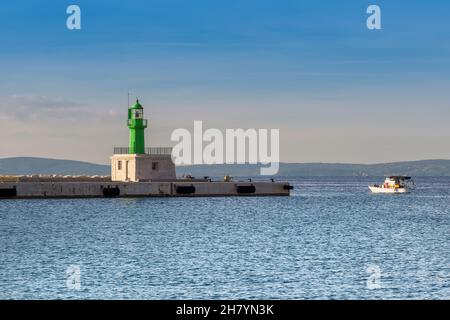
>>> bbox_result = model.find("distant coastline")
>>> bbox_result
[1,157,450,177]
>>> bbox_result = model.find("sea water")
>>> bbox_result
[0,177,449,299]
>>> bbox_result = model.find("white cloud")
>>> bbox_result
[0,94,120,122]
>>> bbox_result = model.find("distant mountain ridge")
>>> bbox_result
[1,157,450,177]
[0,157,110,176]
[178,160,450,177]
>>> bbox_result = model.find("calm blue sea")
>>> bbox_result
[0,177,449,299]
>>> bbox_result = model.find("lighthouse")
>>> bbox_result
[110,99,176,182]
[128,99,147,154]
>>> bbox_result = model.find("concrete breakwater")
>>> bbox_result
[0,178,292,198]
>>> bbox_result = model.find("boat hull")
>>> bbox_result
[368,186,409,194]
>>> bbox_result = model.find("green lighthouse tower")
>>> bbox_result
[128,99,148,154]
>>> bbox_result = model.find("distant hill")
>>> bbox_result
[1,157,450,177]
[0,157,110,176]
[178,160,450,177]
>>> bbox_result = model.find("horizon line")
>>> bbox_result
[1,156,450,167]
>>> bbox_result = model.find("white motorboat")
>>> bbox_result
[369,176,414,194]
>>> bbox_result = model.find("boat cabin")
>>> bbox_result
[382,176,411,189]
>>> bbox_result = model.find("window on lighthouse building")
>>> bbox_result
[134,110,143,119]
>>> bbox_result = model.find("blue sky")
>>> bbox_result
[1,0,450,164]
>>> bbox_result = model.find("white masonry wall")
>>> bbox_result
[111,154,176,182]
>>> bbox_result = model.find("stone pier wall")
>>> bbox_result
[0,181,292,198]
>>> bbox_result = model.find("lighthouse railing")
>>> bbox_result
[113,147,173,155]
[127,119,148,126]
